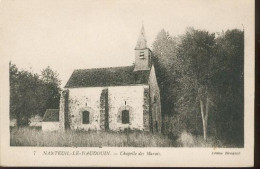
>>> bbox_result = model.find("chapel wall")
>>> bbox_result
[143,86,150,131]
[59,90,69,130]
[64,85,147,131]
[148,65,162,133]
[67,87,103,130]
[108,85,146,131]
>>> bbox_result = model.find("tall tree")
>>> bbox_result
[174,28,216,141]
[40,66,61,116]
[41,66,61,85]
[213,29,244,145]
[10,62,42,126]
[152,29,177,132]
[152,27,244,146]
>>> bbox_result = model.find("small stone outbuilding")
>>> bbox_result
[42,109,59,131]
[29,114,42,127]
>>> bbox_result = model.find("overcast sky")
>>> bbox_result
[0,0,253,86]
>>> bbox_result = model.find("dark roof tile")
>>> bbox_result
[65,65,150,88]
[43,109,59,122]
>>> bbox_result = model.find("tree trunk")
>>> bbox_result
[16,111,21,127]
[205,96,209,141]
[200,96,209,142]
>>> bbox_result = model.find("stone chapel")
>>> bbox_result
[58,25,162,132]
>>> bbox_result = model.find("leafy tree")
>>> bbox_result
[40,66,61,116]
[10,63,41,125]
[152,27,244,146]
[9,63,19,120]
[174,28,216,141]
[152,29,178,132]
[41,66,61,85]
[213,29,244,145]
[9,63,61,126]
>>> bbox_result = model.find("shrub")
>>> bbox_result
[176,131,224,147]
[177,131,195,147]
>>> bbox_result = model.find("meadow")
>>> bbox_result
[10,127,226,147]
[10,127,176,147]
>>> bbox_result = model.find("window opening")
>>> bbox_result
[139,52,145,59]
[122,110,129,124]
[82,111,90,124]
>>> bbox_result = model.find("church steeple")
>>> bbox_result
[134,25,152,71]
[135,25,147,49]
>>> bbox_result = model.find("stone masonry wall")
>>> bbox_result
[143,87,150,131]
[59,90,69,130]
[108,86,145,131]
[67,87,103,130]
[148,65,162,133]
[64,90,70,129]
[100,88,109,130]
[134,49,151,71]
[65,85,146,131]
[42,122,60,131]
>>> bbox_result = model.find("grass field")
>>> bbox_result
[10,127,228,147]
[10,127,176,147]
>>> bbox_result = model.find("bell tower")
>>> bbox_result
[134,25,152,71]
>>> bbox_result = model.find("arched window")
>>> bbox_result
[82,111,90,124]
[122,110,129,124]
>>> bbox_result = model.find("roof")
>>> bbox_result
[135,25,147,49]
[65,65,150,88]
[43,109,59,122]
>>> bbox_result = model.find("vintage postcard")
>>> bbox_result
[0,0,255,167]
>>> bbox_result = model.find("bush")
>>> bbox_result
[177,131,195,147]
[176,131,224,147]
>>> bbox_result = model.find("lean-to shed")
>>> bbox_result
[42,109,59,131]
